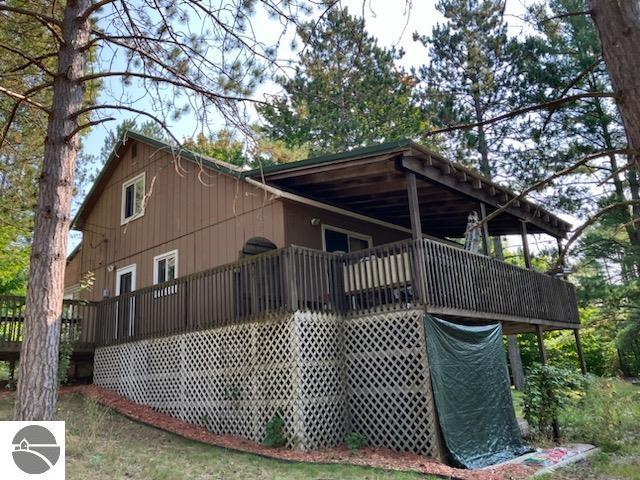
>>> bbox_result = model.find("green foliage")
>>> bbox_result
[345,432,367,452]
[560,377,640,452]
[262,411,286,448]
[415,0,522,175]
[183,130,246,167]
[522,364,586,439]
[259,7,427,156]
[58,329,79,386]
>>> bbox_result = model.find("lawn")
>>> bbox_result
[0,394,432,480]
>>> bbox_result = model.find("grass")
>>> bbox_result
[0,394,434,480]
[516,377,640,480]
[511,388,523,419]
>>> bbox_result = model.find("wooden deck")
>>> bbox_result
[0,296,97,361]
[1,238,579,352]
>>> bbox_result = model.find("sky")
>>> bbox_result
[81,0,529,157]
[74,0,558,257]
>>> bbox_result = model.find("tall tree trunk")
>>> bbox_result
[589,0,640,171]
[592,93,640,276]
[14,0,90,421]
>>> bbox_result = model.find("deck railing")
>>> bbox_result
[0,296,97,349]
[343,239,579,324]
[1,239,578,349]
[95,246,343,346]
[93,239,579,347]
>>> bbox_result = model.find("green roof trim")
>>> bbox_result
[71,130,571,236]
[243,138,414,177]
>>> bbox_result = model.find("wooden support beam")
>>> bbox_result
[535,324,548,364]
[507,335,525,390]
[479,202,491,256]
[406,172,423,241]
[400,155,568,237]
[574,329,587,374]
[521,221,532,270]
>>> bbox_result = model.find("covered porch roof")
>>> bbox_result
[247,140,571,239]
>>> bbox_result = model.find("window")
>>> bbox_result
[153,250,178,284]
[63,284,81,300]
[121,172,145,224]
[153,250,178,297]
[322,225,372,253]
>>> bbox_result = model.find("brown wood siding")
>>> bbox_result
[282,200,408,250]
[64,250,82,288]
[74,139,285,301]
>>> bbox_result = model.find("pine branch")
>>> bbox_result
[427,92,616,136]
[469,148,637,233]
[0,85,51,114]
[560,200,640,265]
[541,58,604,132]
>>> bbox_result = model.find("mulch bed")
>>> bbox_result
[3,386,535,479]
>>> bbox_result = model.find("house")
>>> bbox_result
[58,130,584,463]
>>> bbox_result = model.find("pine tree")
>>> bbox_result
[518,0,640,274]
[259,7,426,155]
[414,0,521,176]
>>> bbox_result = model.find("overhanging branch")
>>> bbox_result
[427,92,617,136]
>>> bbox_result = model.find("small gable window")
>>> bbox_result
[121,172,145,224]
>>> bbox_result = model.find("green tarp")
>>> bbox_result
[424,315,530,469]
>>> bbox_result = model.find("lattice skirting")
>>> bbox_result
[344,309,442,459]
[94,308,442,459]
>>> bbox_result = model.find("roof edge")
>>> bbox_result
[71,130,245,229]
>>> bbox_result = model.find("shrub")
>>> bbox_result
[346,432,368,452]
[262,412,287,448]
[58,329,79,385]
[560,377,640,452]
[522,364,586,440]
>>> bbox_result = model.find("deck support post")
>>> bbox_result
[535,324,547,364]
[507,335,525,390]
[479,202,491,256]
[536,323,560,441]
[406,171,426,302]
[574,329,588,375]
[8,360,15,389]
[406,171,422,240]
[520,221,532,269]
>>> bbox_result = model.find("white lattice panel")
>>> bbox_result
[94,308,441,459]
[344,309,442,459]
[94,311,346,450]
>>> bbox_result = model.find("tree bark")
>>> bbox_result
[14,0,90,421]
[589,0,640,171]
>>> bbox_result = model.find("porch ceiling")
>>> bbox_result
[254,144,571,239]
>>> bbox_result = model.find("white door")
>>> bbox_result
[115,265,136,338]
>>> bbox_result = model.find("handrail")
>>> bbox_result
[0,297,98,346]
[2,239,579,349]
[340,238,579,323]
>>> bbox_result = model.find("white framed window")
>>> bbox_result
[63,284,81,300]
[121,172,145,224]
[321,225,372,253]
[153,250,178,284]
[153,250,178,297]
